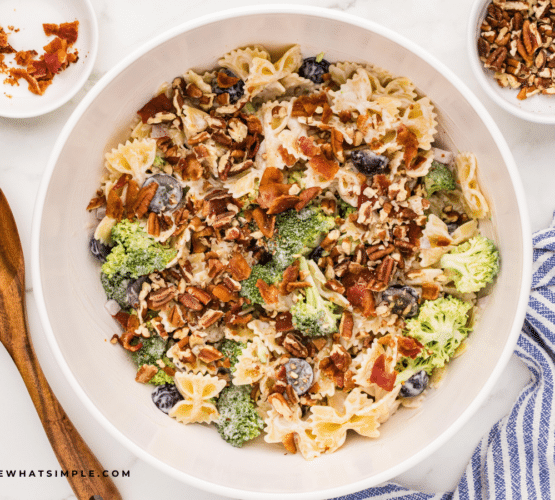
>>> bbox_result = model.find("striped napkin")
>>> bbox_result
[334,220,555,499]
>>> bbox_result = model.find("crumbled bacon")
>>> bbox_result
[256,279,278,304]
[397,336,423,359]
[295,187,322,211]
[307,155,339,181]
[252,207,276,238]
[369,354,397,391]
[227,253,251,281]
[397,124,419,169]
[137,93,175,123]
[267,194,301,215]
[298,136,321,157]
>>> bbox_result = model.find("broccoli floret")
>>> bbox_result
[337,198,357,219]
[291,257,341,337]
[100,271,130,307]
[424,161,456,197]
[239,262,281,305]
[396,296,472,383]
[102,220,177,279]
[440,235,500,293]
[269,207,335,270]
[130,335,175,385]
[216,385,264,448]
[219,339,246,372]
[152,155,166,168]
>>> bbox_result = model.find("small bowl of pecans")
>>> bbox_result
[469,0,555,123]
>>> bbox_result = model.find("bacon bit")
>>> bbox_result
[397,124,419,169]
[125,179,140,210]
[282,433,297,454]
[106,189,124,221]
[398,336,423,359]
[322,102,333,124]
[86,195,106,211]
[14,50,37,66]
[252,207,276,238]
[216,70,239,88]
[267,194,301,215]
[257,183,291,210]
[330,129,344,162]
[278,145,297,166]
[286,281,312,292]
[245,114,263,134]
[298,136,321,158]
[135,364,158,384]
[324,279,345,294]
[260,167,284,186]
[421,282,440,301]
[361,289,376,317]
[256,279,278,304]
[278,261,300,295]
[369,354,397,391]
[308,155,339,181]
[275,312,295,332]
[291,92,329,117]
[212,284,237,303]
[227,253,251,281]
[295,187,322,211]
[137,93,175,123]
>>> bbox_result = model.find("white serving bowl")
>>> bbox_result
[32,5,532,499]
[468,0,555,123]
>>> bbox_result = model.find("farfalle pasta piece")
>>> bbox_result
[233,337,271,385]
[104,138,156,186]
[455,152,490,219]
[169,371,226,424]
[218,45,272,80]
[399,97,438,151]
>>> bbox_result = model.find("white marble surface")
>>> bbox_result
[0,0,545,498]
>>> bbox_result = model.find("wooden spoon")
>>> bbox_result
[0,189,123,500]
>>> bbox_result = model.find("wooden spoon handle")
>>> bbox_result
[3,286,123,500]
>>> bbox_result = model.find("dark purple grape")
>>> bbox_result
[152,384,183,414]
[142,174,183,213]
[126,276,149,308]
[211,68,245,104]
[309,245,324,262]
[382,285,419,317]
[298,56,330,84]
[285,358,314,395]
[89,236,111,262]
[351,150,389,176]
[400,370,429,398]
[447,222,460,234]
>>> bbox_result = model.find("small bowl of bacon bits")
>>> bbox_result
[469,0,555,123]
[0,0,98,118]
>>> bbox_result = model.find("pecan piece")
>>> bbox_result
[339,311,354,339]
[135,364,158,384]
[178,292,203,311]
[283,333,309,358]
[330,344,351,372]
[268,393,293,421]
[198,346,224,363]
[267,194,301,215]
[147,286,177,310]
[133,182,158,219]
[197,309,224,328]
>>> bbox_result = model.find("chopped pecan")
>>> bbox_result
[133,182,158,219]
[283,333,309,358]
[198,346,224,363]
[286,281,312,292]
[135,364,158,384]
[267,194,301,215]
[376,255,395,285]
[147,212,160,237]
[330,128,344,162]
[325,279,345,294]
[147,286,177,310]
[188,131,211,145]
[268,393,293,421]
[339,310,354,339]
[223,277,241,292]
[185,286,212,305]
[86,195,106,211]
[168,304,185,328]
[330,344,351,372]
[278,262,300,295]
[197,309,224,328]
[178,292,203,311]
[307,154,339,181]
[295,187,322,211]
[208,259,226,278]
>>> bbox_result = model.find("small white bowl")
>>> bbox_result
[468,0,555,123]
[32,5,532,499]
[0,0,98,118]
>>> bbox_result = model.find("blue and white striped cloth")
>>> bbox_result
[335,219,555,500]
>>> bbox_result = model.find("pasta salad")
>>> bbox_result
[86,44,500,460]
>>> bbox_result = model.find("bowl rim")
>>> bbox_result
[31,4,532,498]
[467,0,555,124]
[0,0,99,119]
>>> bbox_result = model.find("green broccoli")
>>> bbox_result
[130,335,174,385]
[337,198,357,219]
[291,257,341,337]
[102,219,177,279]
[269,207,335,270]
[100,271,130,307]
[219,339,246,372]
[424,161,456,197]
[216,384,264,448]
[396,295,472,383]
[239,262,281,305]
[440,235,500,293]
